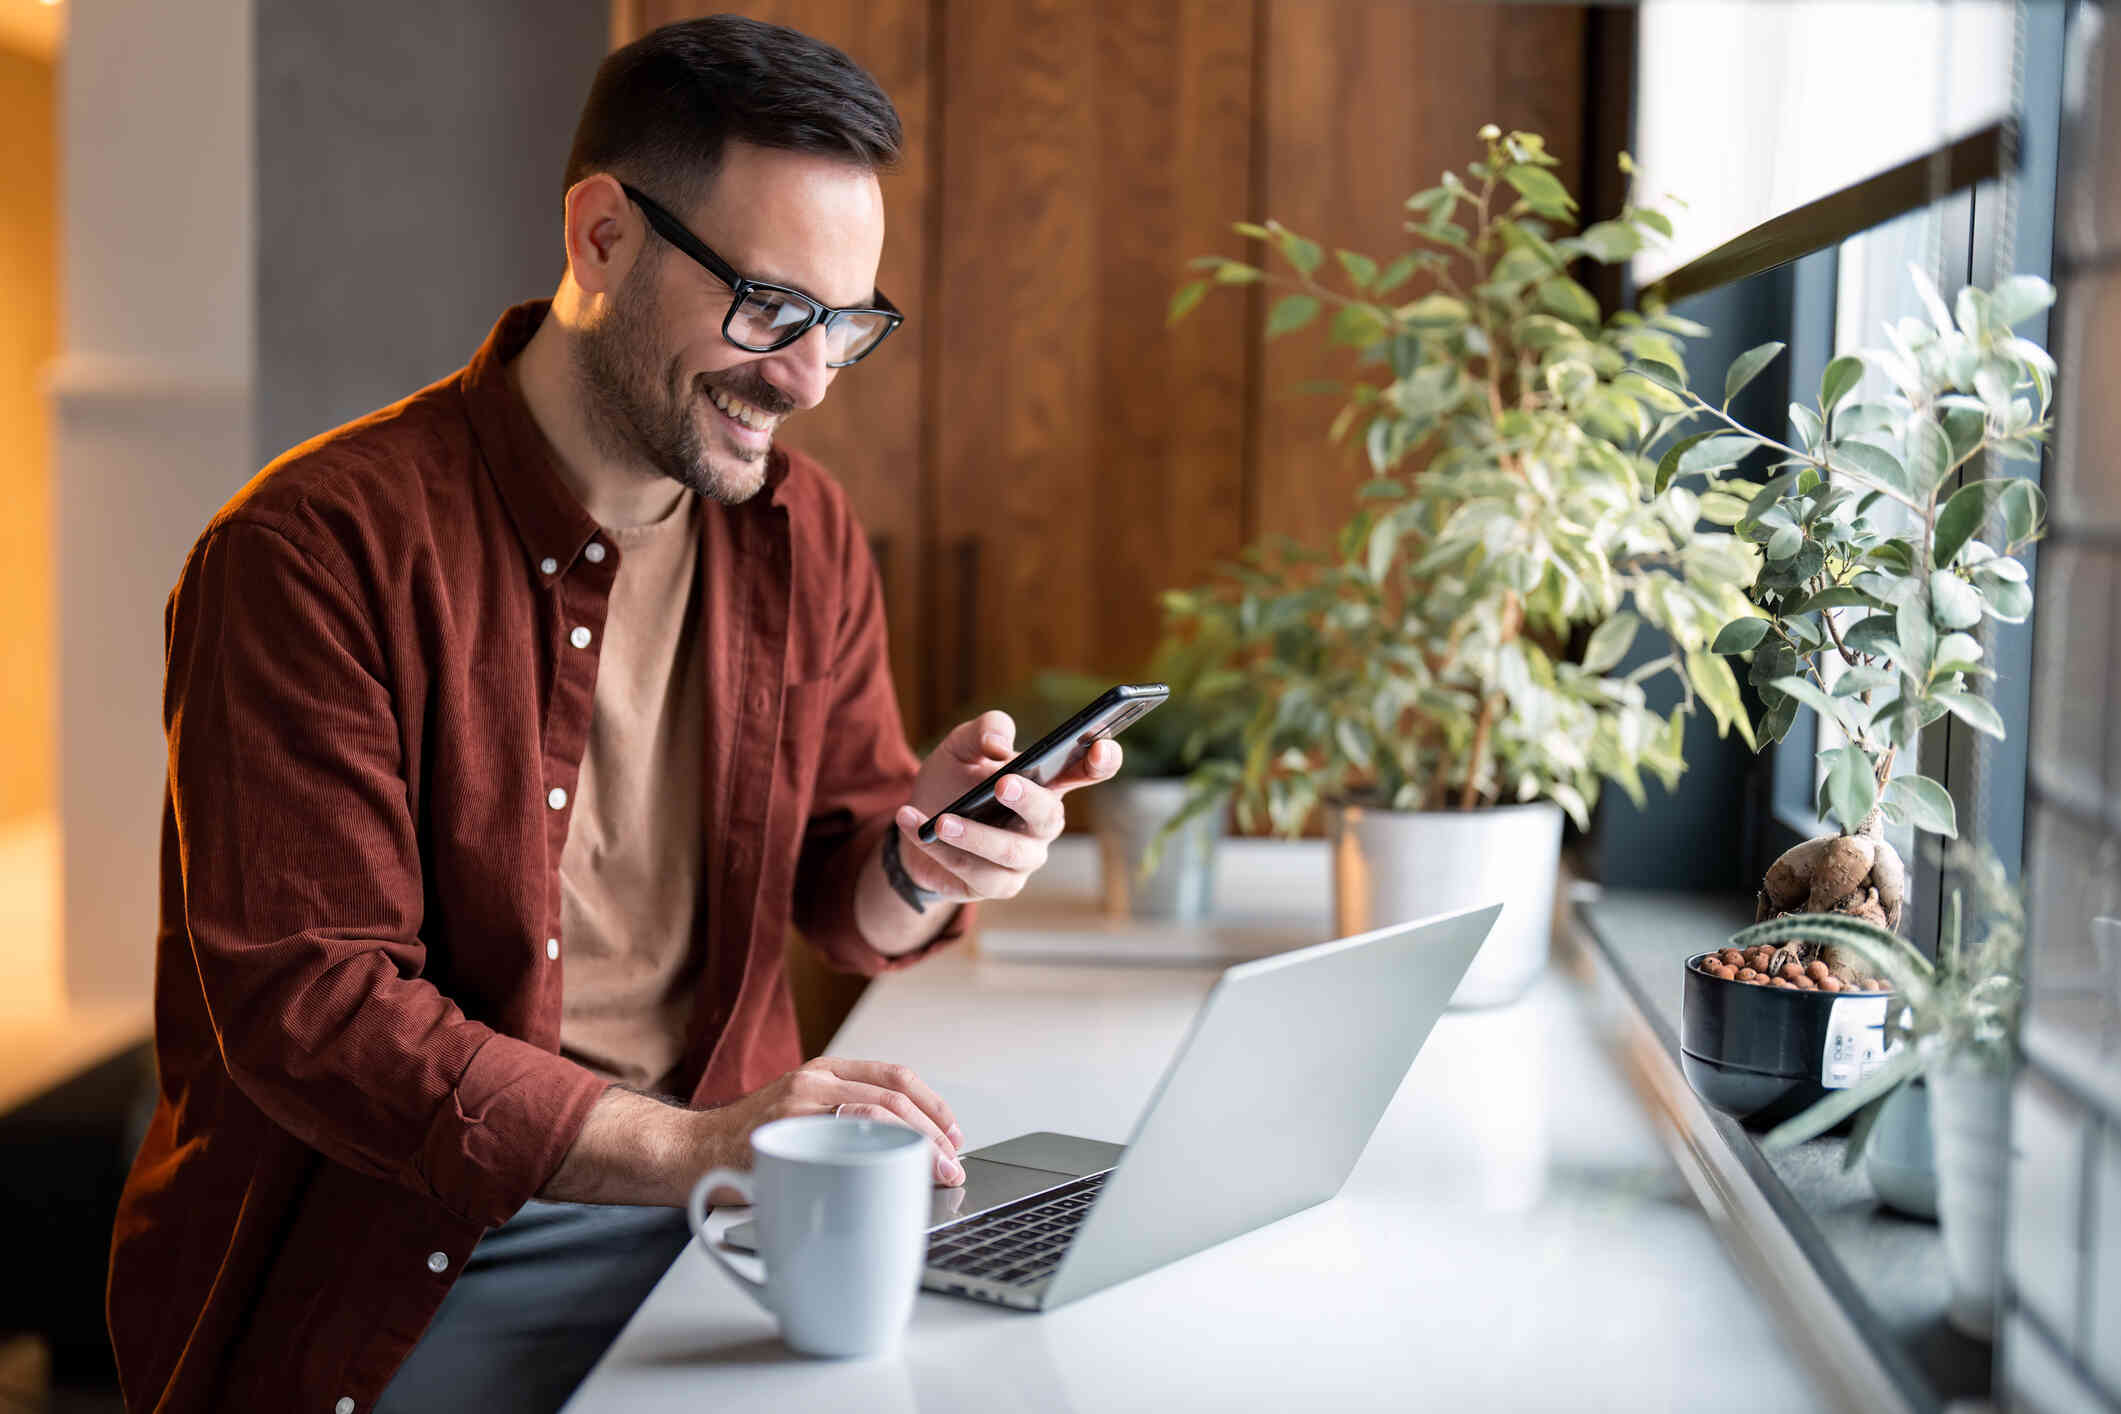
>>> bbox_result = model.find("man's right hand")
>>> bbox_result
[540,1057,965,1208]
[702,1056,965,1189]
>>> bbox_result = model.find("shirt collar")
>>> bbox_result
[459,300,792,576]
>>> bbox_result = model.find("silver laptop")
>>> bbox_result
[727,903,1499,1311]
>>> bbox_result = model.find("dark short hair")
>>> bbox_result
[564,14,902,208]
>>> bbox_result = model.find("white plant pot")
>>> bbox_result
[1929,1057,2014,1340]
[1327,800,1562,1009]
[1087,777,1226,922]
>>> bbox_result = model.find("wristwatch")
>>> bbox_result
[882,830,942,914]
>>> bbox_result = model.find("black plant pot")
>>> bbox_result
[1680,953,1895,1128]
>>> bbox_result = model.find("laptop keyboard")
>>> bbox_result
[924,1170,1110,1288]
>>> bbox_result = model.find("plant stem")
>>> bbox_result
[1459,590,1523,809]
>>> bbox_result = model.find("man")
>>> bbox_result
[106,17,1118,1412]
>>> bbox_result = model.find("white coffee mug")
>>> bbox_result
[687,1114,932,1358]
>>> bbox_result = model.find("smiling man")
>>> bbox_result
[105,17,1117,1414]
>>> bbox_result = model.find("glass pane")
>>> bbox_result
[730,288,814,347]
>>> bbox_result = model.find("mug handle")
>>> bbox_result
[687,1169,773,1314]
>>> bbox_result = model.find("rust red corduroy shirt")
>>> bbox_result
[107,302,969,1412]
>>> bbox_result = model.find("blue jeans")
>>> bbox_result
[374,1199,692,1413]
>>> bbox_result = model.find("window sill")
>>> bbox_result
[1566,889,1992,1414]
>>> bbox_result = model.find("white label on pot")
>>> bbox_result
[1820,996,1891,1089]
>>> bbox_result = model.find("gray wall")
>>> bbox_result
[255,0,606,465]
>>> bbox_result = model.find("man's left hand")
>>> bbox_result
[893,710,1121,903]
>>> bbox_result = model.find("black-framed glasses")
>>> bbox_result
[620,182,903,368]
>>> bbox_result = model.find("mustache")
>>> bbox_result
[698,370,796,418]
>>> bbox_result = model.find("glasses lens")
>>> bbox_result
[824,311,894,365]
[727,287,816,350]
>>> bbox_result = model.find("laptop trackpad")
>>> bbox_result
[720,1133,1126,1253]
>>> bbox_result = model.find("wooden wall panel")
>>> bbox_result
[932,0,1256,708]
[1253,1,1588,555]
[636,0,935,733]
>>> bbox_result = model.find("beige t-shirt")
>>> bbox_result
[557,491,707,1092]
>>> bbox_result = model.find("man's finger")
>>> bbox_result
[834,1103,965,1185]
[944,710,1015,764]
[1049,739,1123,796]
[821,1057,962,1141]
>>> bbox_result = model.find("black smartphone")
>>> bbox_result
[917,682,1170,845]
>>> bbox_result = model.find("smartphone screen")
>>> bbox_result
[916,683,1169,845]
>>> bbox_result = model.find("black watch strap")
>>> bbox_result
[882,829,942,914]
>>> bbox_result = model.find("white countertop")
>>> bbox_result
[567,843,1826,1412]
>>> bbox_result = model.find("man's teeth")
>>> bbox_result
[708,387,775,433]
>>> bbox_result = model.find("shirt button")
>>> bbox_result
[584,541,607,564]
[570,626,593,650]
[752,688,771,713]
[547,937,560,960]
[538,556,559,576]
[427,1250,449,1274]
[337,1399,356,1414]
[548,786,568,810]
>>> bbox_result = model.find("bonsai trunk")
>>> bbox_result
[1755,810,1907,986]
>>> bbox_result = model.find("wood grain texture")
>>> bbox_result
[627,0,935,1056]
[931,0,1257,711]
[632,1,935,734]
[1253,0,1588,555]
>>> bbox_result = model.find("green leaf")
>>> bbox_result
[1930,570,1983,630]
[1830,441,1911,496]
[1883,773,1958,837]
[1762,1045,1925,1153]
[1710,616,1771,654]
[1896,595,1936,675]
[1933,687,2006,738]
[1989,274,2055,328]
[1686,650,1756,748]
[2000,480,2045,543]
[1265,294,1321,338]
[1373,251,1422,294]
[1335,249,1379,289]
[1502,164,1577,217]
[1582,612,1641,675]
[1724,341,1786,407]
[1655,430,1717,494]
[1679,433,1761,477]
[1167,280,1208,326]
[1275,229,1323,277]
[1633,208,1675,239]
[1766,524,1802,561]
[1578,220,1641,263]
[1537,277,1601,328]
[1397,292,1469,325]
[1820,355,1866,420]
[1211,261,1263,284]
[1934,480,2006,568]
[1823,743,1880,834]
[1330,304,1390,347]
[1906,416,1954,494]
[1769,674,1857,738]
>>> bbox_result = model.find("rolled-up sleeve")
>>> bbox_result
[790,518,975,974]
[167,517,604,1230]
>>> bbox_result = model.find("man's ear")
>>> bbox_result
[563,174,637,298]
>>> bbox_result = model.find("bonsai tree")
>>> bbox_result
[1656,267,2054,984]
[1158,126,1760,839]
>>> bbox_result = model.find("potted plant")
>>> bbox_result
[1161,126,1760,1007]
[1703,848,2024,1339]
[1653,269,2054,1341]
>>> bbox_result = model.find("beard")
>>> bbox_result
[570,251,792,506]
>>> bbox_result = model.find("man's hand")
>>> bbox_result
[541,1057,967,1208]
[703,1056,966,1189]
[892,710,1122,904]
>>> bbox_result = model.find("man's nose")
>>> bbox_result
[759,326,835,412]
